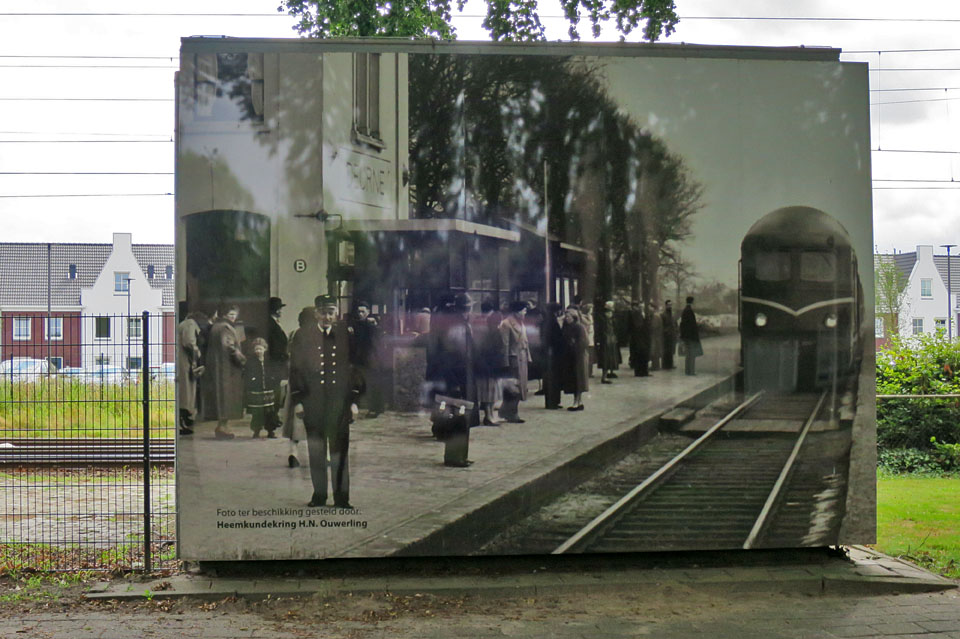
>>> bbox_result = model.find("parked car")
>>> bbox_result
[58,366,86,379]
[83,365,129,385]
[0,358,52,382]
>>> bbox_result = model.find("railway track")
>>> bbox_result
[0,438,175,466]
[551,390,843,554]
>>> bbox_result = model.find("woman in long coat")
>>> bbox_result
[580,303,596,377]
[473,301,503,425]
[203,304,246,439]
[498,301,531,423]
[596,301,621,384]
[176,311,206,435]
[560,307,589,411]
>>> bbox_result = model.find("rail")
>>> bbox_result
[742,390,827,549]
[552,391,765,555]
[0,438,175,465]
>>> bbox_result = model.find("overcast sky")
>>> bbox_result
[1,0,957,254]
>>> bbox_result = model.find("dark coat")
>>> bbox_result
[268,316,289,364]
[662,308,678,343]
[244,357,276,410]
[351,318,382,369]
[596,311,621,370]
[202,319,246,421]
[560,322,589,394]
[680,305,700,342]
[541,315,565,406]
[628,309,651,361]
[289,322,363,436]
[429,314,475,401]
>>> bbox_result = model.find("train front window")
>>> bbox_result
[800,251,836,282]
[754,252,791,281]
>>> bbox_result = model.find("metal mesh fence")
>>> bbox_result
[0,313,175,572]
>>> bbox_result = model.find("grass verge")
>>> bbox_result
[875,473,960,579]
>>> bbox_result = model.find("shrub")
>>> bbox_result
[877,334,960,458]
[878,448,955,475]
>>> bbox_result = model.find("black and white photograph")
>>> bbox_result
[174,39,875,561]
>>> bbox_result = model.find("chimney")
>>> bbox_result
[113,232,133,253]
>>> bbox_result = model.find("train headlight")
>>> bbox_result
[824,313,838,328]
[754,313,767,327]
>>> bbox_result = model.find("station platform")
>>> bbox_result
[177,334,746,560]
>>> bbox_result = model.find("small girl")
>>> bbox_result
[244,337,279,438]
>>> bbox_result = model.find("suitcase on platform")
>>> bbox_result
[431,394,473,467]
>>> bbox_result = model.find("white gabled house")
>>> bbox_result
[876,244,960,347]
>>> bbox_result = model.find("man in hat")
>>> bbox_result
[289,295,362,508]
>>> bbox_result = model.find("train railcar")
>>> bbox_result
[740,206,862,393]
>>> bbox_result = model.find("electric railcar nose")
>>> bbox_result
[739,206,862,394]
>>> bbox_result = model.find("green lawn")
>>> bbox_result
[876,474,960,578]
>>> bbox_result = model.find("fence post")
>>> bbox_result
[142,311,152,573]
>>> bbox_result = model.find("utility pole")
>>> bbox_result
[943,245,956,340]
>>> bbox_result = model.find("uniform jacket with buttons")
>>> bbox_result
[289,321,363,419]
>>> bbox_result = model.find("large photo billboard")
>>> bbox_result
[175,39,875,560]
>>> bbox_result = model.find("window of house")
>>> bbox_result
[127,356,142,370]
[12,317,31,341]
[353,52,382,146]
[193,52,264,123]
[166,265,173,280]
[875,317,884,338]
[921,278,932,298]
[127,317,142,339]
[44,317,63,340]
[935,318,947,332]
[114,272,130,292]
[147,265,155,279]
[68,264,77,279]
[95,317,111,339]
[95,354,110,366]
[912,318,924,335]
[48,356,63,370]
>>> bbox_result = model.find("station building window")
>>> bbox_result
[353,52,382,147]
[193,52,264,123]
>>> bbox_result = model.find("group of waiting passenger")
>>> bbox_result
[421,294,703,424]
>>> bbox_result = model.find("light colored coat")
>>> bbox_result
[499,314,532,400]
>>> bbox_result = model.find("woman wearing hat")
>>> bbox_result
[203,304,246,439]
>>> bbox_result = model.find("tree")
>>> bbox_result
[406,54,702,308]
[875,254,910,338]
[278,0,678,42]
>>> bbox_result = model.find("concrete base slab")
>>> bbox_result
[87,547,954,602]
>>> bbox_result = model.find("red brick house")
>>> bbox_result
[0,233,175,370]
